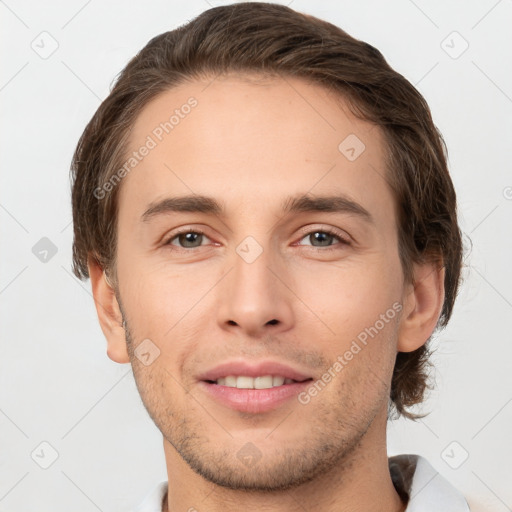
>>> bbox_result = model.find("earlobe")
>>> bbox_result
[88,257,130,364]
[397,262,445,353]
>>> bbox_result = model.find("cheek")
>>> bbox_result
[293,257,403,338]
[118,261,216,360]
[118,248,191,312]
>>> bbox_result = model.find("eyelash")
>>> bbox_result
[295,227,351,251]
[163,226,351,252]
[163,227,210,249]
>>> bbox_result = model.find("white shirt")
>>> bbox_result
[131,454,470,511]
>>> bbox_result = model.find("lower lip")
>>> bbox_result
[198,380,313,414]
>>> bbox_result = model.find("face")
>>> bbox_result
[114,74,408,490]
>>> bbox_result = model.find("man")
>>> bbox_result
[70,3,469,511]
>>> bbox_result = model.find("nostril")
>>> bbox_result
[267,319,279,325]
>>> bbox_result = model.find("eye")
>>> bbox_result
[297,228,350,249]
[164,229,212,249]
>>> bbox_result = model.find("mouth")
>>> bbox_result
[196,360,314,413]
[204,375,312,389]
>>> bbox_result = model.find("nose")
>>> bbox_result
[216,241,295,338]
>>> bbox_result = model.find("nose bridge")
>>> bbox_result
[234,235,274,297]
[216,233,294,335]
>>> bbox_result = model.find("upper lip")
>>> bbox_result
[197,360,313,382]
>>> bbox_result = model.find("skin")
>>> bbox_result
[89,73,444,512]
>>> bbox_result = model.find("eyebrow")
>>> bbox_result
[281,194,373,223]
[141,193,373,224]
[142,195,223,221]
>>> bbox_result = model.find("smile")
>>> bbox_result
[208,375,307,389]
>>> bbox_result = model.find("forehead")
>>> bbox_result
[119,73,394,225]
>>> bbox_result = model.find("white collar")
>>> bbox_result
[389,454,470,511]
[133,454,470,511]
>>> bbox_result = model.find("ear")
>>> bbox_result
[88,257,130,364]
[397,261,445,353]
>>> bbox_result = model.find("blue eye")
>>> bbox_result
[298,229,349,248]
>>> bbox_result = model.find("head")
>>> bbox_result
[71,2,462,491]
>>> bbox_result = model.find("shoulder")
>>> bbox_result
[130,481,168,512]
[389,454,471,511]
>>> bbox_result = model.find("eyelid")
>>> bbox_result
[161,224,352,250]
[294,225,352,246]
[163,226,212,248]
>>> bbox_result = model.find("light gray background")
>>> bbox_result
[1,0,511,511]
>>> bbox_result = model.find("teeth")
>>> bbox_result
[255,376,274,389]
[214,375,297,389]
[272,376,285,387]
[236,376,255,389]
[225,376,237,387]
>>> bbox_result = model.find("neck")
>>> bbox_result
[162,409,406,512]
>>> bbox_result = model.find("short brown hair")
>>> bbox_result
[70,2,463,419]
